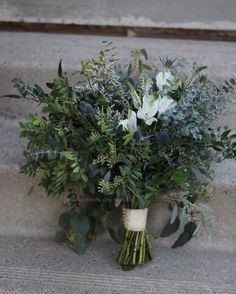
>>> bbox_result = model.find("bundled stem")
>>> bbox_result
[117,198,152,266]
[117,229,152,266]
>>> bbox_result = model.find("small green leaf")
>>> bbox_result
[74,234,87,254]
[115,196,122,207]
[63,151,75,160]
[192,220,202,236]
[119,166,126,177]
[58,60,63,77]
[107,227,120,243]
[230,78,235,85]
[172,222,197,248]
[170,203,178,224]
[128,64,132,75]
[221,129,231,140]
[140,49,148,60]
[86,203,103,219]
[77,215,90,236]
[191,167,205,183]
[70,211,79,231]
[105,208,122,227]
[73,166,80,173]
[0,94,22,99]
[46,82,54,89]
[143,64,152,70]
[94,221,105,234]
[81,173,88,182]
[104,170,111,181]
[58,211,70,228]
[27,186,34,196]
[160,218,180,237]
[117,224,125,243]
[55,231,66,243]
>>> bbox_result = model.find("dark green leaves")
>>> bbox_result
[160,218,180,237]
[107,224,125,244]
[221,129,231,141]
[172,222,197,248]
[223,78,236,93]
[70,212,90,237]
[55,231,66,243]
[11,79,45,101]
[77,215,90,236]
[74,234,87,254]
[0,94,22,99]
[58,211,70,228]
[58,60,63,77]
[140,49,148,60]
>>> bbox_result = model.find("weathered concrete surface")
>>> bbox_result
[0,0,236,30]
[1,32,236,116]
[0,165,63,238]
[0,236,236,293]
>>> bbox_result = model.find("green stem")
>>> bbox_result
[117,229,152,266]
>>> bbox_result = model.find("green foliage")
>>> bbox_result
[5,44,236,253]
[55,231,67,243]
[172,222,197,248]
[160,218,180,237]
[56,201,108,254]
[12,78,45,101]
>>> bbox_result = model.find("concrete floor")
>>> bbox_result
[0,236,236,293]
[0,0,236,29]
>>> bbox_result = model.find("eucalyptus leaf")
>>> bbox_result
[77,215,90,236]
[58,211,70,228]
[74,234,87,254]
[160,217,180,238]
[94,221,105,234]
[55,231,66,243]
[172,222,197,248]
[170,203,178,224]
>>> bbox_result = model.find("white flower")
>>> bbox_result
[156,70,181,93]
[156,95,177,115]
[118,110,137,133]
[137,95,159,125]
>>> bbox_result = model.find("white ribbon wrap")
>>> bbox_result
[123,208,148,232]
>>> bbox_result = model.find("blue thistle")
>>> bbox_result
[155,132,171,145]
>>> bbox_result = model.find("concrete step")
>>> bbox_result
[1,0,236,31]
[1,32,236,117]
[0,236,236,293]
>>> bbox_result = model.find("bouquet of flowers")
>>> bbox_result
[4,42,236,267]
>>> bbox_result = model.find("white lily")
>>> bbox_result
[156,70,181,93]
[156,95,177,115]
[137,95,159,125]
[118,110,137,133]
